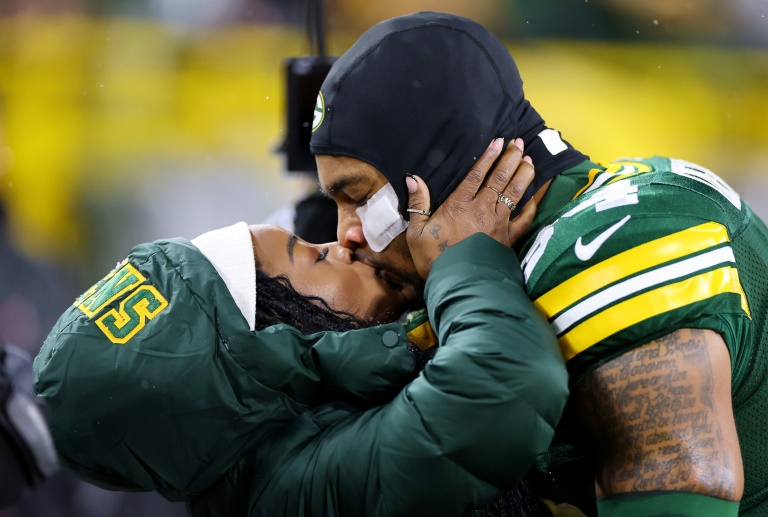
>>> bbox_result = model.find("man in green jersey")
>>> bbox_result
[310,11,766,516]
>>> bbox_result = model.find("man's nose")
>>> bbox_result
[337,210,367,250]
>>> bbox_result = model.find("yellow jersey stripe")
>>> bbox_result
[534,221,729,319]
[551,246,737,334]
[573,161,651,199]
[560,265,746,361]
[407,321,438,351]
[573,168,603,199]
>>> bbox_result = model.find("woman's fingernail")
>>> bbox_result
[523,155,533,164]
[514,138,524,150]
[490,137,503,151]
[406,175,418,193]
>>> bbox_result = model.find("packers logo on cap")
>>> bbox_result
[312,91,325,132]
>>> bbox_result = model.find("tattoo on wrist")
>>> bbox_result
[438,241,450,252]
[430,224,441,240]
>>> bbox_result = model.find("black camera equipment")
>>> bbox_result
[280,0,336,173]
[0,343,58,508]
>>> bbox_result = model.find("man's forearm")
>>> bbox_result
[576,329,743,502]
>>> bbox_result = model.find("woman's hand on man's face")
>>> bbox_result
[405,138,536,280]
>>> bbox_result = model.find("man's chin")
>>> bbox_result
[400,281,424,309]
[382,266,424,306]
[353,251,424,304]
[379,267,424,308]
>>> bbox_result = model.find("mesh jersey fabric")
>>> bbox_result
[518,156,768,515]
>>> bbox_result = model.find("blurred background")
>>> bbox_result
[1,0,766,515]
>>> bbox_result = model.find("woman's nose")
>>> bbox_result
[330,243,353,265]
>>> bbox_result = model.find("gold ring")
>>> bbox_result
[485,186,516,210]
[498,195,516,211]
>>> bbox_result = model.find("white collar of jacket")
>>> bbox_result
[191,221,256,330]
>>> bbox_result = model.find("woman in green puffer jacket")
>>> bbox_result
[36,144,568,516]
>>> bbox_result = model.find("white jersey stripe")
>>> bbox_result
[552,245,736,335]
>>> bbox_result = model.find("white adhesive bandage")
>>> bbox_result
[356,183,409,252]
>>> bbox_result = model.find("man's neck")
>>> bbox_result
[514,158,602,253]
[533,178,554,205]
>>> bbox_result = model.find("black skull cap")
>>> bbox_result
[310,11,587,216]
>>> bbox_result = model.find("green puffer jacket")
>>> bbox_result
[189,234,568,516]
[34,237,421,501]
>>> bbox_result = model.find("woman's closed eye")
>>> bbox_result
[315,247,329,263]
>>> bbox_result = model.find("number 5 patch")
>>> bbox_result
[75,262,169,344]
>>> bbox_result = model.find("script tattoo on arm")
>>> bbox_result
[575,328,743,501]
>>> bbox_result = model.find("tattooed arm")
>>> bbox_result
[575,329,743,501]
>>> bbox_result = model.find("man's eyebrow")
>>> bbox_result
[320,174,363,197]
[287,233,297,265]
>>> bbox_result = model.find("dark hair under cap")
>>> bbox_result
[310,11,588,216]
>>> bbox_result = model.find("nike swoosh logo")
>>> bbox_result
[574,215,631,261]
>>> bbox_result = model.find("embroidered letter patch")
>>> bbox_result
[75,262,168,344]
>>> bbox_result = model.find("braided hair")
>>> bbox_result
[254,269,366,334]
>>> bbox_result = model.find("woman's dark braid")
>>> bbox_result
[254,269,366,334]
[255,269,435,365]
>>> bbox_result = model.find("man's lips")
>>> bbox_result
[353,253,408,292]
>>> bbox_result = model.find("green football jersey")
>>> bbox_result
[519,156,768,515]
